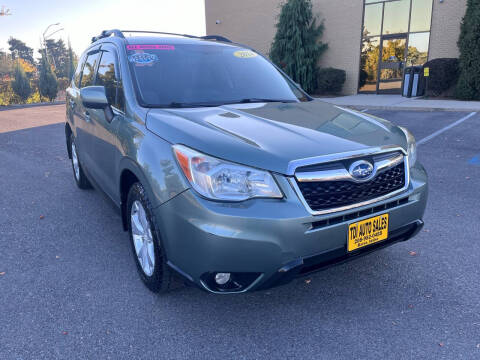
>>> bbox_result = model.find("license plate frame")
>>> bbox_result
[348,213,389,252]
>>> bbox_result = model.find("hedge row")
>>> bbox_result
[423,58,459,97]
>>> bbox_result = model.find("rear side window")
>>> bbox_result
[96,49,125,111]
[80,52,100,88]
[73,54,85,87]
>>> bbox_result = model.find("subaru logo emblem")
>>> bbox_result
[349,160,375,181]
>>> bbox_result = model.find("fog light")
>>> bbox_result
[214,272,231,285]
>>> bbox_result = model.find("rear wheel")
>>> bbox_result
[70,134,91,189]
[127,182,172,293]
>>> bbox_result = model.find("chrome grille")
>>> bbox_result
[296,163,405,211]
[291,150,409,214]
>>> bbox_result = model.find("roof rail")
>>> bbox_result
[122,30,232,42]
[91,30,232,44]
[201,35,232,43]
[120,30,198,39]
[91,29,124,43]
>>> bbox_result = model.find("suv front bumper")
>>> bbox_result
[154,163,428,293]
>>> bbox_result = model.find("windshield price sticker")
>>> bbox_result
[126,44,175,50]
[234,50,258,59]
[128,52,159,66]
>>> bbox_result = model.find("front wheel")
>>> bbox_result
[70,134,91,189]
[127,182,172,293]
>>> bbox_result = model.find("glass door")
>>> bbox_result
[359,0,434,94]
[377,35,407,94]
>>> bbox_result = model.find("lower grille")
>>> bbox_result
[310,197,409,230]
[298,220,423,276]
[296,162,406,212]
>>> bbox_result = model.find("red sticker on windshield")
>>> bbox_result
[126,44,175,50]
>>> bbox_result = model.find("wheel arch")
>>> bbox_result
[117,136,190,232]
[118,158,155,231]
[65,122,73,159]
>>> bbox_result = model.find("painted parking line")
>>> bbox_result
[417,112,477,145]
[469,155,480,166]
[360,108,369,113]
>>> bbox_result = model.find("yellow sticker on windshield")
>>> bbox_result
[234,50,257,59]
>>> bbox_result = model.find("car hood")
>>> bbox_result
[146,100,407,175]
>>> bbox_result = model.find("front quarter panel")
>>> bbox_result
[117,111,189,208]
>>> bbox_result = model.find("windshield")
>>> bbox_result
[126,43,309,107]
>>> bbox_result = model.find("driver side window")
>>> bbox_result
[73,54,85,87]
[80,52,100,88]
[96,49,125,112]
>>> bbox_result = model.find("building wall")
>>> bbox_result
[205,0,467,95]
[428,0,467,60]
[312,0,363,95]
[205,0,281,56]
[205,0,363,95]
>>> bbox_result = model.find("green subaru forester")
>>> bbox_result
[65,30,428,294]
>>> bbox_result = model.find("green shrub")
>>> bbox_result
[316,68,346,94]
[11,64,32,102]
[270,0,328,93]
[423,58,459,97]
[39,53,58,101]
[0,81,16,106]
[455,0,480,100]
[26,91,44,104]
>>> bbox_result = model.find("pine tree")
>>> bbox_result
[39,51,58,101]
[8,37,34,64]
[67,39,75,80]
[455,0,480,100]
[270,0,328,93]
[11,63,32,102]
[45,38,69,78]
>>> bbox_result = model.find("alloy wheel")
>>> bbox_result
[71,141,80,181]
[130,200,156,276]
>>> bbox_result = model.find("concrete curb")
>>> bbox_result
[0,101,66,112]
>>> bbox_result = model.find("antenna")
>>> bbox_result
[0,5,12,16]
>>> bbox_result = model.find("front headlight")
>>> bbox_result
[399,126,417,167]
[173,145,283,201]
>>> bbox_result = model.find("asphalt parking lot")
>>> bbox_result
[1,105,479,359]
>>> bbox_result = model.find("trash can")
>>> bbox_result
[411,66,426,97]
[403,67,414,97]
[411,66,425,97]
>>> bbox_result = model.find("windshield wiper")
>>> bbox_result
[164,102,221,108]
[234,98,298,104]
[159,98,297,108]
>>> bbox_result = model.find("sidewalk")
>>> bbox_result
[317,94,480,112]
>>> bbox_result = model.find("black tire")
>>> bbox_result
[127,182,172,293]
[69,134,92,189]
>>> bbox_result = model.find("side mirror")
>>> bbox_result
[80,86,109,109]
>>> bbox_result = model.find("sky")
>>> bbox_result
[0,0,206,57]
